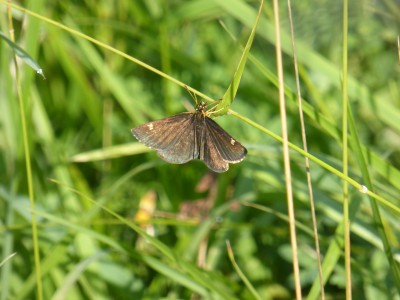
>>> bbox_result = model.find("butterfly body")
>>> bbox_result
[131,102,246,172]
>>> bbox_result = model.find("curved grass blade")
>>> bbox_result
[213,0,263,116]
[0,252,16,268]
[0,31,45,79]
[226,241,263,300]
[52,251,108,300]
[70,143,150,162]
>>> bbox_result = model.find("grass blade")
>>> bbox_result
[213,0,263,116]
[0,31,45,78]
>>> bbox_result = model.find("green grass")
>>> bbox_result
[1,0,400,299]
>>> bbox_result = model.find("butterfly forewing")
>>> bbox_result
[205,117,247,163]
[158,115,200,164]
[131,113,199,164]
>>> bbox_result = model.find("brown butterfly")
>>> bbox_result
[131,102,247,172]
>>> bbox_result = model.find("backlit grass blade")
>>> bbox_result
[0,31,45,79]
[213,0,263,116]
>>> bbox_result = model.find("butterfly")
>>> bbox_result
[131,101,247,172]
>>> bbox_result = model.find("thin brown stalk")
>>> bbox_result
[287,1,324,298]
[272,0,302,298]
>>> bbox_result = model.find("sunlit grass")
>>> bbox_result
[0,0,399,299]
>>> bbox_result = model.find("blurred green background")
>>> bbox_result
[1,0,399,299]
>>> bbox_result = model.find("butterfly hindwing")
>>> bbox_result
[204,117,247,163]
[201,128,229,172]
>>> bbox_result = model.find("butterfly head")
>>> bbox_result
[195,101,208,116]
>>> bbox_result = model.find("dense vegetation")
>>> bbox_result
[1,0,399,299]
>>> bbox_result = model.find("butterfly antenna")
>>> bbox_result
[184,85,199,105]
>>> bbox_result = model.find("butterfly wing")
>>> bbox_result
[131,113,199,164]
[205,117,247,163]
[200,125,230,172]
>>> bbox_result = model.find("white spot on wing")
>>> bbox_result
[148,123,154,130]
[230,138,236,146]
